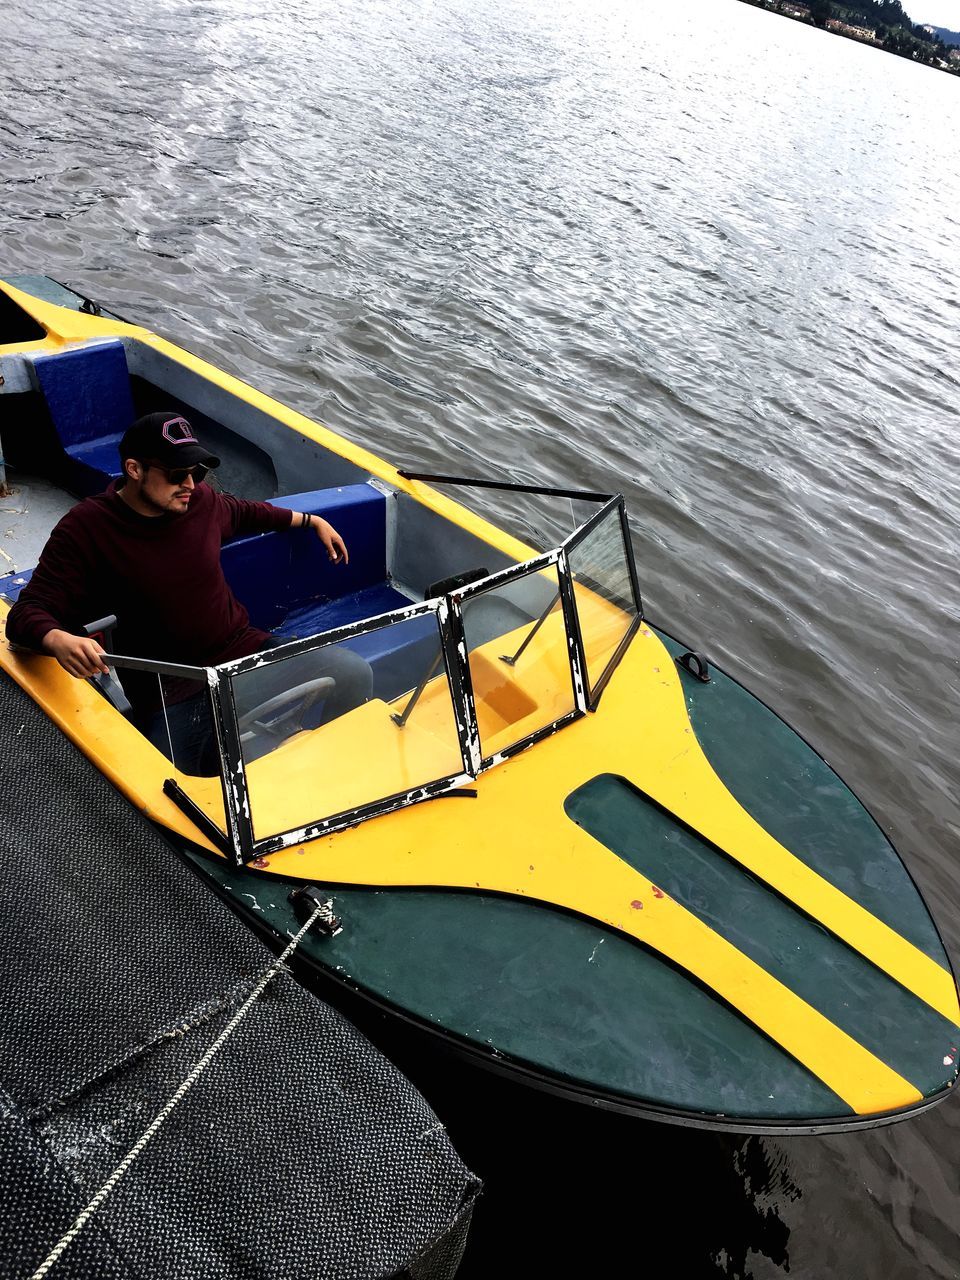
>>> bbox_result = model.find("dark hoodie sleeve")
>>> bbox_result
[215,492,294,539]
[5,511,99,651]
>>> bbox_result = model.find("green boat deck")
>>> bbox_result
[188,627,959,1130]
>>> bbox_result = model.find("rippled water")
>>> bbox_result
[4,0,960,1273]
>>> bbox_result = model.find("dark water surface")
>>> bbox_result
[4,0,959,1274]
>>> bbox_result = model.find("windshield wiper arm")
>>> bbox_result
[499,590,561,667]
[392,649,444,728]
[392,567,489,729]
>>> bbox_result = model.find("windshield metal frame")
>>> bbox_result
[448,547,589,769]
[561,495,644,710]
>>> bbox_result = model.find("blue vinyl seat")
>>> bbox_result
[31,339,134,493]
[221,485,428,700]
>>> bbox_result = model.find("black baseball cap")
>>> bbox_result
[118,412,220,470]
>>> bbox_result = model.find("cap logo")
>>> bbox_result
[162,417,198,446]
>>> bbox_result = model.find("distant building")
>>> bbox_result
[826,18,878,40]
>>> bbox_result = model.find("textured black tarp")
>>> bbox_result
[0,673,479,1280]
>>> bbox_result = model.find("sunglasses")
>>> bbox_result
[145,461,210,485]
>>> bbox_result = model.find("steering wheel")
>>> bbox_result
[236,676,336,745]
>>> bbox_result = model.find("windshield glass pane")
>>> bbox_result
[567,505,639,697]
[144,672,219,778]
[461,562,575,760]
[230,614,466,842]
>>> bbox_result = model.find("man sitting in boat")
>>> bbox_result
[5,412,372,772]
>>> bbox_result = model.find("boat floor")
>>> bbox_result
[0,472,74,575]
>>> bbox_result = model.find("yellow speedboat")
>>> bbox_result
[2,274,957,1134]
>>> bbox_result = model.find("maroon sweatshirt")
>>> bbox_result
[6,481,292,714]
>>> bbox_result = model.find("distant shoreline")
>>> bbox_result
[737,0,960,75]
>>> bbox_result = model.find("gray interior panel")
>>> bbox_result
[391,492,516,597]
[124,341,373,492]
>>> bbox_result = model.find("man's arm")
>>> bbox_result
[286,511,349,565]
[216,492,349,564]
[5,514,109,678]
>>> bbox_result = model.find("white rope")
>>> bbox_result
[28,905,324,1280]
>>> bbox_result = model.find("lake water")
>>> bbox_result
[4,0,960,1273]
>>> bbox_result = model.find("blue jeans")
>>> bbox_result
[144,638,373,776]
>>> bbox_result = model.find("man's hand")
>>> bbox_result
[309,516,349,565]
[42,629,110,678]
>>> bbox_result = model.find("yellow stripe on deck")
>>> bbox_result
[521,840,923,1115]
[632,771,960,1026]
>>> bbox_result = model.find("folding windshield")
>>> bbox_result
[135,478,642,865]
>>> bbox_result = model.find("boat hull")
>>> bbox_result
[1,274,957,1133]
[173,617,958,1134]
